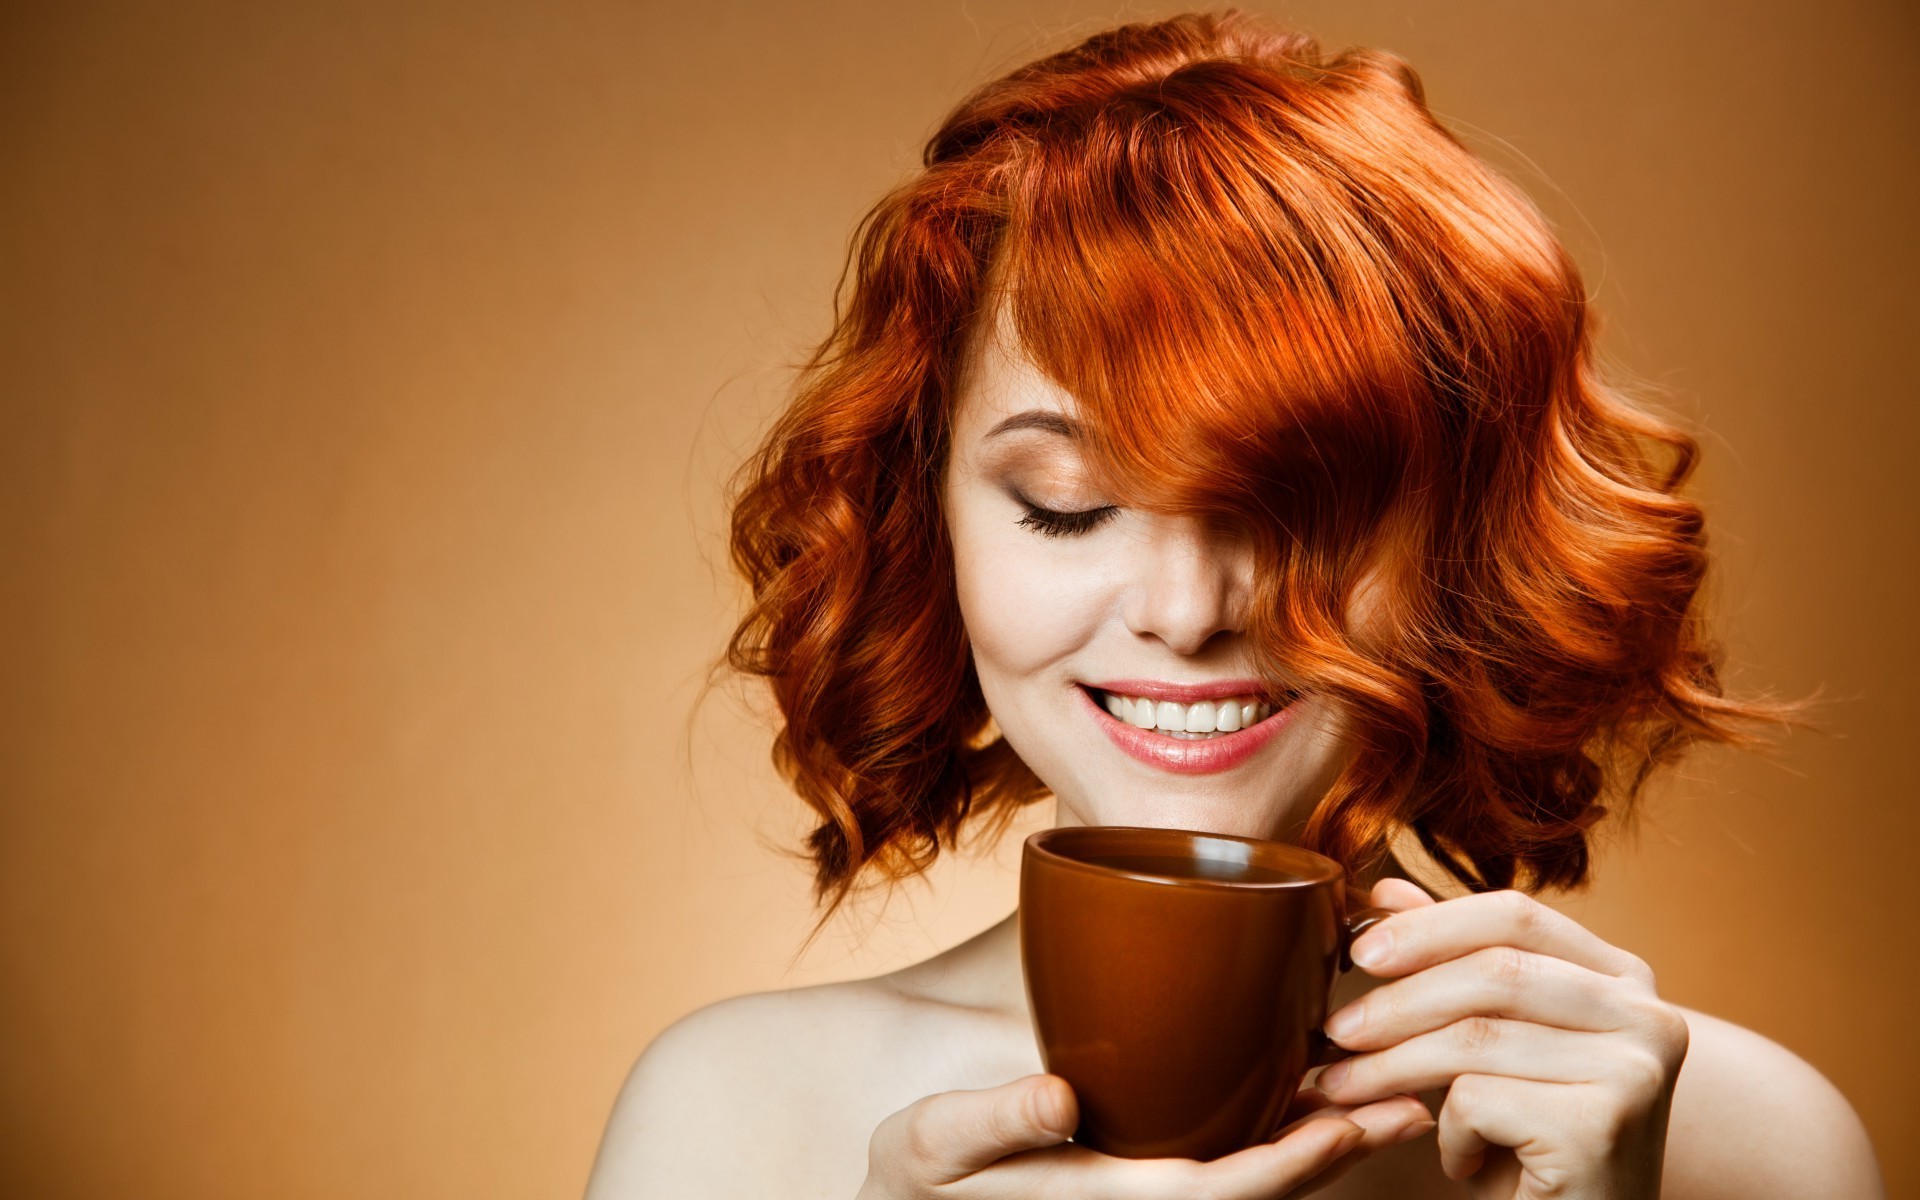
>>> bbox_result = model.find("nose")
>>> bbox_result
[1119,514,1252,657]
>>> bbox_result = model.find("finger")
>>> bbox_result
[1317,1018,1612,1104]
[1274,1098,1435,1200]
[1370,876,1437,912]
[1338,1095,1436,1148]
[905,1074,1076,1181]
[1175,1116,1370,1200]
[1275,1095,1434,1199]
[1272,1092,1431,1146]
[1282,1105,1420,1190]
[1325,947,1646,1051]
[1434,1073,1570,1182]
[969,1117,1370,1200]
[1273,1080,1423,1129]
[1347,888,1650,982]
[1274,1077,1412,1133]
[1282,1081,1335,1123]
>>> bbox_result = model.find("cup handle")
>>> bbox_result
[1309,905,1397,1067]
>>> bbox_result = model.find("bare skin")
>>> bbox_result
[586,858,1883,1199]
[583,287,1884,1197]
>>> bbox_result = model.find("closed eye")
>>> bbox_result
[1017,503,1120,538]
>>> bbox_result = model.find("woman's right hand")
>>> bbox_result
[854,1073,1433,1199]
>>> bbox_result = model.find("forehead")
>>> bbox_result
[951,289,1080,444]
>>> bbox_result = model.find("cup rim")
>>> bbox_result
[1024,825,1344,890]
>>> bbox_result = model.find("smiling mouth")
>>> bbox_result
[1082,686,1299,740]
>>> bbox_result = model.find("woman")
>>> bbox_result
[586,11,1883,1198]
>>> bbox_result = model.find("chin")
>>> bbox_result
[1059,793,1294,842]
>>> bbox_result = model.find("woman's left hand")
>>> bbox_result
[1315,877,1691,1199]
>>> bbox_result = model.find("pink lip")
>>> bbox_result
[1079,685,1298,775]
[1085,678,1277,704]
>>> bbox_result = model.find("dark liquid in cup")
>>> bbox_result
[1077,852,1301,884]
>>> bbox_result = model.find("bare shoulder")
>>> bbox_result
[582,971,1036,1200]
[583,978,925,1200]
[1662,1004,1885,1200]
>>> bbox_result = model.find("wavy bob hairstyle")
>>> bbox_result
[724,9,1809,937]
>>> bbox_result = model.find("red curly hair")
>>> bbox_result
[723,9,1810,940]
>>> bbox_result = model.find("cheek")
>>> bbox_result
[951,528,1108,683]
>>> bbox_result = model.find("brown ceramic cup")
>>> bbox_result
[1019,825,1393,1162]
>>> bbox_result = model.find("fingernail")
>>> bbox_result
[1331,1122,1366,1154]
[1030,1080,1066,1131]
[1317,1060,1350,1093]
[1394,1120,1436,1145]
[1350,929,1392,970]
[1323,1003,1364,1041]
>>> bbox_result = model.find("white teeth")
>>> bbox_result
[1093,689,1284,738]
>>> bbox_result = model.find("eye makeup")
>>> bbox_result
[1015,499,1120,538]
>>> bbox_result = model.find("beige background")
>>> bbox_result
[2,1,1914,1195]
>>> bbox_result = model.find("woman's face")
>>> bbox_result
[941,294,1375,841]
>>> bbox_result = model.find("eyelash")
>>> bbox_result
[1017,503,1120,538]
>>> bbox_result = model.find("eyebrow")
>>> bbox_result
[984,410,1083,440]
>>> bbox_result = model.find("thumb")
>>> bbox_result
[1022,1073,1078,1140]
[922,1074,1077,1180]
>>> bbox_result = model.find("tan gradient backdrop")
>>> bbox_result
[2,1,1914,1195]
